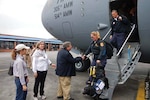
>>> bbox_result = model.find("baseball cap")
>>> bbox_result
[15,44,30,51]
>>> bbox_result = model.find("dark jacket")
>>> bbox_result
[111,15,129,35]
[85,39,106,60]
[56,48,82,76]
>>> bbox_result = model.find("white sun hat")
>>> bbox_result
[15,44,30,51]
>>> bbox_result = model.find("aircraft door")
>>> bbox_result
[62,22,73,39]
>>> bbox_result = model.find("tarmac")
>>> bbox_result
[0,51,149,100]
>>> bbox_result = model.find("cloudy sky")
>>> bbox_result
[0,0,54,39]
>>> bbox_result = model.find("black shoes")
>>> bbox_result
[57,96,63,99]
[69,98,74,100]
[57,96,74,100]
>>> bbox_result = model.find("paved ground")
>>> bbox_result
[0,51,149,100]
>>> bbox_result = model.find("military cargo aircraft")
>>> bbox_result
[42,0,149,70]
[42,0,150,99]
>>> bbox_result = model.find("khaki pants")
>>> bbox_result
[57,76,71,100]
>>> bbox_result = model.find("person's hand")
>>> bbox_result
[51,64,56,68]
[34,72,38,78]
[82,56,85,60]
[118,16,122,20]
[22,85,27,91]
[110,35,112,39]
[96,60,101,64]
[82,55,86,60]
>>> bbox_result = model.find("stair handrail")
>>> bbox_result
[116,24,136,57]
[102,28,112,40]
[116,24,136,81]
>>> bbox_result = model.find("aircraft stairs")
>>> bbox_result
[100,24,142,100]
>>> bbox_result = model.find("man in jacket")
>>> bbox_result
[110,10,130,56]
[56,41,82,100]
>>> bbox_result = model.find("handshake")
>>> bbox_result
[81,55,101,64]
[81,55,88,60]
[74,55,88,63]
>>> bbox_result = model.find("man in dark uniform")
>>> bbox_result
[110,10,129,55]
[56,41,82,100]
[84,31,107,70]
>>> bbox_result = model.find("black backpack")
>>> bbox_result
[91,39,113,59]
[103,41,113,59]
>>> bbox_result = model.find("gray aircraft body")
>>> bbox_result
[42,0,150,63]
[42,0,150,99]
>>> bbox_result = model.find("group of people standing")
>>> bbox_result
[11,40,83,100]
[11,9,130,100]
[11,41,56,100]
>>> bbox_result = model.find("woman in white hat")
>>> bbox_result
[11,44,30,100]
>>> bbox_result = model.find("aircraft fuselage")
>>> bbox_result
[42,0,150,63]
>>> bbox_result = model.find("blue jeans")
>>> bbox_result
[15,77,27,100]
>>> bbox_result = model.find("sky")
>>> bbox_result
[0,0,54,39]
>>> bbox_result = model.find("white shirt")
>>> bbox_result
[32,49,52,73]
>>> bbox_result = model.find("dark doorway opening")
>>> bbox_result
[109,0,139,42]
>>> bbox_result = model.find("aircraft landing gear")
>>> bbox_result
[75,58,90,72]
